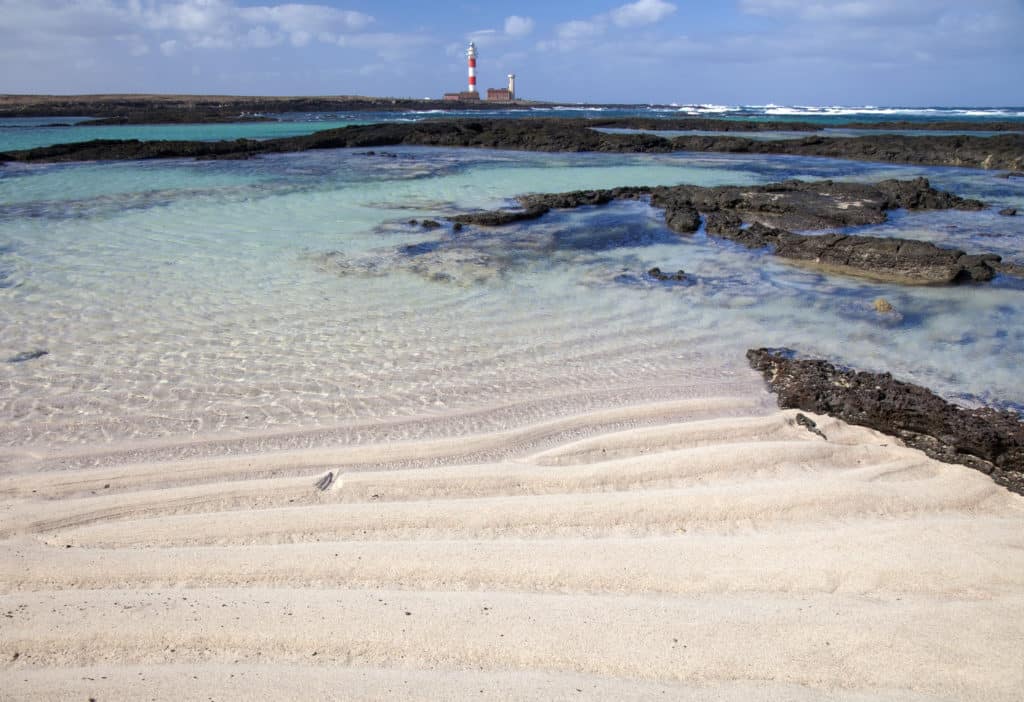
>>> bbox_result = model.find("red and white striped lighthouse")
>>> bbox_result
[467,42,477,93]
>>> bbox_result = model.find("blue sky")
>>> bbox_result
[1,0,1022,105]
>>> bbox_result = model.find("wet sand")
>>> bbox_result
[3,394,1023,700]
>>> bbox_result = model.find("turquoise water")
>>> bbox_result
[4,104,1023,153]
[1,145,1022,449]
[0,118,368,152]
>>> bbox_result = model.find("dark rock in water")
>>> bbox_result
[697,221,999,284]
[747,348,1024,494]
[771,231,1000,284]
[408,219,418,225]
[518,187,650,211]
[452,222,464,232]
[7,349,48,363]
[451,206,550,226]
[402,241,444,256]
[705,210,743,235]
[997,171,1024,179]
[998,208,1017,216]
[420,219,441,229]
[657,199,701,234]
[647,267,687,282]
[5,119,1023,170]
[433,178,1003,285]
[875,177,985,211]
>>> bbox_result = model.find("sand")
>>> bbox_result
[2,395,1023,700]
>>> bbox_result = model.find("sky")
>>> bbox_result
[1,0,1022,105]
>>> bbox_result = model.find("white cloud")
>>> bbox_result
[611,0,676,28]
[537,17,605,52]
[540,1,675,52]
[336,32,433,61]
[739,0,952,25]
[137,1,373,50]
[557,19,604,41]
[504,15,534,37]
[159,38,179,56]
[243,25,282,49]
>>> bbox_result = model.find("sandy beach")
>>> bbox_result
[3,0,1024,695]
[3,389,1023,700]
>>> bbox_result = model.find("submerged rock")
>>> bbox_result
[998,207,1017,216]
[647,267,687,282]
[747,348,1024,493]
[7,349,48,363]
[450,206,550,226]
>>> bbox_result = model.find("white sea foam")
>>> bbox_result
[659,104,1024,119]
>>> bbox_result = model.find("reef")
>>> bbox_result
[2,119,1022,170]
[445,178,1011,285]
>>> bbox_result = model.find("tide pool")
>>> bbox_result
[1,146,1021,448]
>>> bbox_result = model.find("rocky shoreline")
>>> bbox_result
[0,94,545,119]
[747,348,1024,494]
[450,177,1018,285]
[2,118,1022,170]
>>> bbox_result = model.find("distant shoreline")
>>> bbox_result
[0,94,549,119]
[2,94,1023,131]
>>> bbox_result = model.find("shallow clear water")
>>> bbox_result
[1,145,1022,449]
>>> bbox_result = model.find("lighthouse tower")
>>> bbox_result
[467,42,477,93]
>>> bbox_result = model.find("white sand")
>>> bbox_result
[2,397,1023,700]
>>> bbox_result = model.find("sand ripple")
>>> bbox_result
[2,400,1023,700]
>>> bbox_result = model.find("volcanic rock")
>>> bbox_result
[747,348,1024,493]
[5,119,1022,171]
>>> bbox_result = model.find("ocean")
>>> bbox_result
[1,106,1022,451]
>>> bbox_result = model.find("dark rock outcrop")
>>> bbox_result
[3,119,1021,170]
[998,207,1017,216]
[720,223,1001,284]
[440,177,1002,284]
[451,206,550,226]
[746,348,1024,493]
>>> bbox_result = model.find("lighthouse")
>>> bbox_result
[467,41,477,93]
[443,41,516,102]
